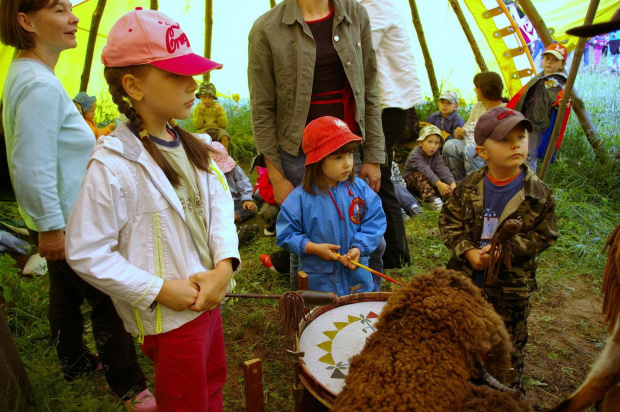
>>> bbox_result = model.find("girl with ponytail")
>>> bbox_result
[65,8,240,410]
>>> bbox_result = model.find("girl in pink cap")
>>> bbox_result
[65,8,240,411]
[276,116,386,296]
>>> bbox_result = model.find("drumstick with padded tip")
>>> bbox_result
[333,252,403,286]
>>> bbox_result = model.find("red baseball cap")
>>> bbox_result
[542,43,568,61]
[101,8,222,76]
[302,116,362,165]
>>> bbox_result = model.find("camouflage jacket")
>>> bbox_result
[438,165,558,299]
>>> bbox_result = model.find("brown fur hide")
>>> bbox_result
[332,269,531,411]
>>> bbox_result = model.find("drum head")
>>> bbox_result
[298,298,387,398]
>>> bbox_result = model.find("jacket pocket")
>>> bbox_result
[300,254,334,274]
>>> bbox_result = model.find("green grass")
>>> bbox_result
[1,70,619,410]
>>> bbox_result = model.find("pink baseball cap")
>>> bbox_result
[101,8,222,76]
[210,141,236,173]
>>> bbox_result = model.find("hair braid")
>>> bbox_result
[104,66,181,186]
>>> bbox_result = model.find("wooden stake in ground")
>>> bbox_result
[408,0,439,97]
[79,0,106,92]
[519,0,606,164]
[448,0,488,72]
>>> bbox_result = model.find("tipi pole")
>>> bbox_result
[519,0,606,163]
[448,0,488,72]
[204,0,213,82]
[408,0,439,97]
[79,0,106,93]
[150,0,158,10]
[538,0,599,180]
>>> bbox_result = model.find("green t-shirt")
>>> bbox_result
[154,135,213,270]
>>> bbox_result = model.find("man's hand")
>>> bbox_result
[39,229,66,261]
[359,163,381,193]
[272,179,295,206]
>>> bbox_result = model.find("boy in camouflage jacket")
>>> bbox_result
[439,107,558,391]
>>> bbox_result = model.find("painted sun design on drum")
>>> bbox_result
[317,310,380,379]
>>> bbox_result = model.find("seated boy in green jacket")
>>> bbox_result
[192,82,231,149]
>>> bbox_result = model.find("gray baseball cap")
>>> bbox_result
[474,107,533,146]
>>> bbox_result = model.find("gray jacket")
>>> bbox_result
[403,146,455,186]
[248,0,385,173]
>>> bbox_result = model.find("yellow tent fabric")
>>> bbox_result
[0,0,617,101]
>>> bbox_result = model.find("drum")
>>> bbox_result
[294,292,390,408]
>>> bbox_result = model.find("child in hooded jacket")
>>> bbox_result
[65,9,239,411]
[276,116,386,296]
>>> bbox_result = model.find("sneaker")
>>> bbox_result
[260,254,279,273]
[407,204,423,216]
[124,389,157,412]
[264,227,276,236]
[430,198,443,211]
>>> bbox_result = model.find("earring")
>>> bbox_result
[138,128,149,139]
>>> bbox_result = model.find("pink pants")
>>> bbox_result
[594,46,604,66]
[141,309,226,411]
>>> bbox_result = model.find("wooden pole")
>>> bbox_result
[79,0,106,93]
[270,0,276,8]
[408,0,439,97]
[243,359,265,412]
[519,0,606,163]
[204,0,213,82]
[448,0,488,72]
[538,43,587,179]
[149,0,158,10]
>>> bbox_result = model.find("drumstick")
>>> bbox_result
[333,253,402,286]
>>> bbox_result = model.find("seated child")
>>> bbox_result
[508,43,568,170]
[254,166,280,236]
[73,92,116,139]
[403,125,456,211]
[390,152,423,217]
[425,91,465,142]
[192,82,232,150]
[210,142,257,223]
[276,116,386,297]
[438,106,558,390]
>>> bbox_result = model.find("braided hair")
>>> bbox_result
[104,65,214,187]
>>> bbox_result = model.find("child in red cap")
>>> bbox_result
[65,8,239,411]
[276,116,386,296]
[508,42,570,171]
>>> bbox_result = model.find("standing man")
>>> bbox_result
[360,0,425,269]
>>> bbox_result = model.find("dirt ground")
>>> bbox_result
[525,274,607,411]
[223,273,609,411]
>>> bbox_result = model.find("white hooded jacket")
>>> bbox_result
[66,123,240,337]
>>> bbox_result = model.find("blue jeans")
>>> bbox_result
[280,148,386,291]
[442,139,486,181]
[394,183,418,211]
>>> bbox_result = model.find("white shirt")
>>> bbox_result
[360,0,425,110]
